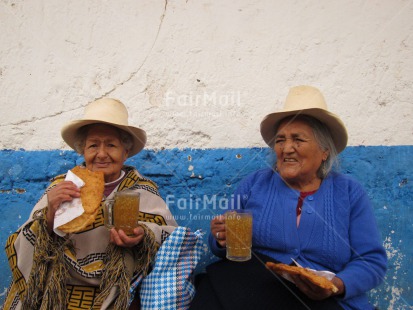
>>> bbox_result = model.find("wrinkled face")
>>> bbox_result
[274,118,329,188]
[83,124,128,183]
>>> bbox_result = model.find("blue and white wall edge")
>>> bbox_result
[1,1,413,309]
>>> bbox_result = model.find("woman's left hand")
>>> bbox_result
[109,226,144,247]
[291,274,344,300]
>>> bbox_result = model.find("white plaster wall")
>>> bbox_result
[0,0,412,150]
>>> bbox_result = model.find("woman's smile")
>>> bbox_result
[274,119,328,190]
[83,124,128,183]
[94,162,111,168]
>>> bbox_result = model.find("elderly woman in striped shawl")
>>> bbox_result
[3,98,178,309]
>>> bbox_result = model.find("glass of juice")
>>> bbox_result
[104,190,140,236]
[225,210,253,262]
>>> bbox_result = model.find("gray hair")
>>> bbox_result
[274,115,339,178]
[73,124,134,155]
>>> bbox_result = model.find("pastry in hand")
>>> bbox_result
[266,262,339,293]
[58,167,104,233]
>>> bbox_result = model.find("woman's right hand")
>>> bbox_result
[211,215,226,247]
[46,181,80,232]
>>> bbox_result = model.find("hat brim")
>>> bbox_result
[260,108,348,153]
[61,119,147,158]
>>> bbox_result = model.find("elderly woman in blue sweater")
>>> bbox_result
[193,86,387,310]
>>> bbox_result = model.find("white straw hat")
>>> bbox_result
[61,98,147,157]
[260,85,348,153]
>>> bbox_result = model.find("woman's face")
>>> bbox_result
[274,118,329,189]
[83,124,129,183]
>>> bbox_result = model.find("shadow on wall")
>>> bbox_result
[0,146,412,309]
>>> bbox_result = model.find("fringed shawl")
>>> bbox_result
[3,165,178,310]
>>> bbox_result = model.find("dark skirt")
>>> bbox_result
[190,253,343,310]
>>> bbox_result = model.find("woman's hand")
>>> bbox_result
[46,181,80,233]
[291,274,345,300]
[110,226,144,247]
[211,215,226,247]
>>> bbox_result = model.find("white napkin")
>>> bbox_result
[53,170,85,236]
[279,258,336,283]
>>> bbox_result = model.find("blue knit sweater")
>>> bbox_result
[209,168,387,310]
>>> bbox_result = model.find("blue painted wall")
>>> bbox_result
[0,146,412,309]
